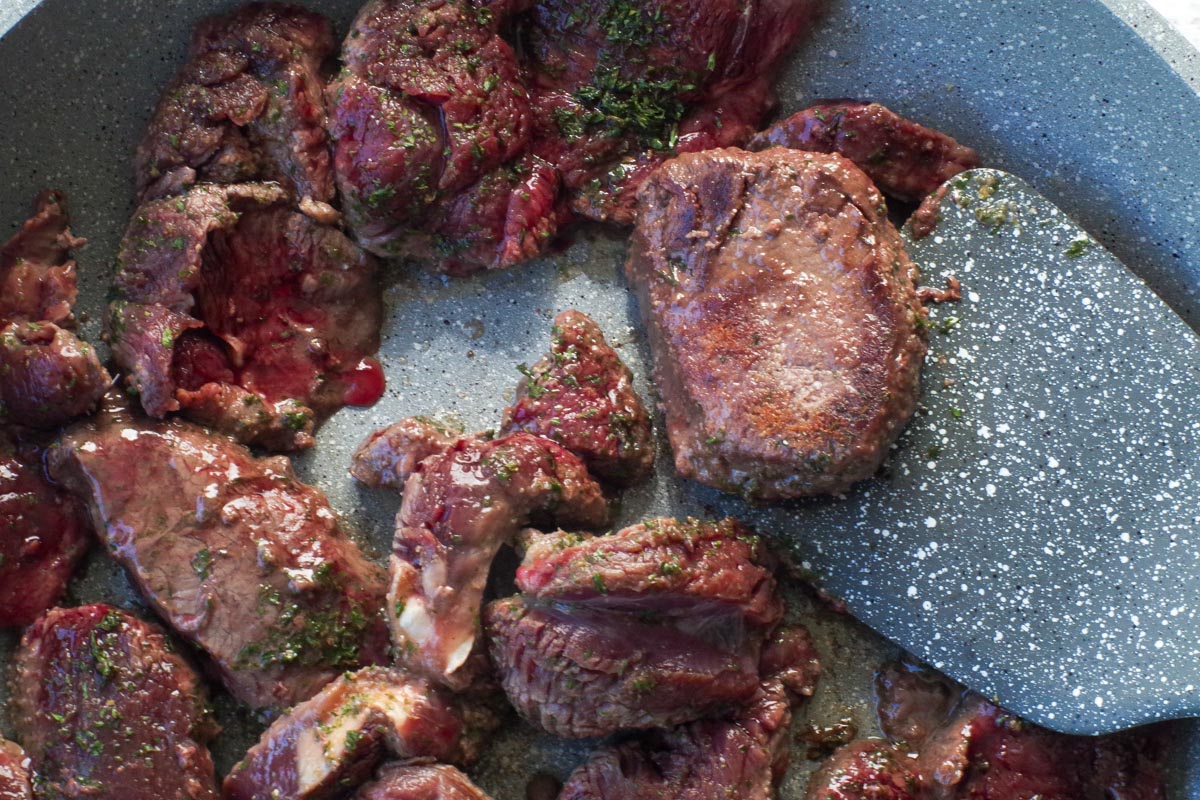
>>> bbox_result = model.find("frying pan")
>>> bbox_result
[0,0,1198,796]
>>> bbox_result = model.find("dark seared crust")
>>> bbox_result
[110,183,383,451]
[10,605,219,800]
[222,668,467,800]
[501,310,654,485]
[748,101,980,203]
[353,763,492,800]
[0,434,89,628]
[47,406,388,712]
[134,3,337,207]
[627,148,927,500]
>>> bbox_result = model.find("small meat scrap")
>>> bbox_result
[350,416,463,492]
[329,0,537,272]
[501,310,653,485]
[354,763,492,800]
[487,518,787,737]
[110,183,384,450]
[0,433,89,628]
[748,101,980,204]
[559,623,820,799]
[135,3,337,211]
[627,148,928,500]
[0,191,109,430]
[0,740,31,800]
[48,403,389,712]
[223,668,468,800]
[10,605,220,800]
[387,429,609,689]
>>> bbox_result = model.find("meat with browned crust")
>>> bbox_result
[223,668,470,800]
[135,3,337,213]
[749,101,980,204]
[0,433,89,628]
[486,518,786,737]
[559,625,820,799]
[626,148,927,500]
[354,763,492,800]
[501,310,653,485]
[47,401,388,712]
[0,740,30,800]
[110,183,383,450]
[9,605,219,800]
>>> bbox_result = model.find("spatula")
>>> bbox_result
[693,168,1200,735]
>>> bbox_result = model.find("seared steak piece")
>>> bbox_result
[9,605,219,800]
[135,3,337,211]
[0,740,31,800]
[383,428,609,689]
[748,101,980,203]
[805,740,918,800]
[626,148,927,500]
[350,416,462,491]
[522,0,823,224]
[559,624,819,799]
[486,518,785,737]
[856,662,1167,800]
[48,402,388,712]
[354,763,492,800]
[110,183,383,450]
[501,310,653,485]
[0,433,89,628]
[329,0,535,271]
[0,192,109,430]
[223,668,468,800]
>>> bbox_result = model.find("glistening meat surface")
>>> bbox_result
[353,763,493,800]
[627,148,928,500]
[48,400,388,712]
[0,740,30,800]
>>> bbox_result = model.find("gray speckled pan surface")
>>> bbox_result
[0,0,1198,796]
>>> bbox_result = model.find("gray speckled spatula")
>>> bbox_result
[699,168,1200,735]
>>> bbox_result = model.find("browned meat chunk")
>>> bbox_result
[486,518,785,737]
[0,740,31,800]
[0,433,89,628]
[354,763,492,800]
[135,3,337,210]
[559,625,819,799]
[47,402,388,712]
[805,740,918,800]
[223,668,469,800]
[748,101,981,204]
[626,148,927,500]
[844,662,1168,800]
[350,417,462,492]
[379,428,608,689]
[523,0,823,224]
[0,192,109,430]
[110,183,384,450]
[10,605,219,800]
[501,310,653,485]
[328,0,534,271]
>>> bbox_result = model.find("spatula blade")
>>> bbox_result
[696,168,1200,734]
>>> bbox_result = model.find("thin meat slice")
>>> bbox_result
[748,101,980,203]
[47,401,388,712]
[0,740,31,800]
[10,605,219,800]
[486,518,785,737]
[385,429,609,689]
[135,3,337,210]
[627,148,927,500]
[223,668,468,800]
[110,183,384,450]
[0,433,89,628]
[0,192,110,430]
[354,763,492,800]
[501,310,654,485]
[559,625,819,798]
